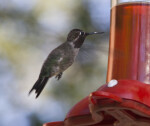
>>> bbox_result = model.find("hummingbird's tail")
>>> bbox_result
[29,77,49,98]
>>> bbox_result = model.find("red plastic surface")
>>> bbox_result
[66,96,89,118]
[44,80,150,126]
[96,80,150,108]
[43,122,64,126]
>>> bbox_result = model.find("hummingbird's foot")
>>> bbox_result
[55,72,63,80]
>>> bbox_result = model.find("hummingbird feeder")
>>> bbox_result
[44,0,150,125]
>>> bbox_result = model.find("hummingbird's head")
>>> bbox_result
[67,29,103,48]
[67,29,85,42]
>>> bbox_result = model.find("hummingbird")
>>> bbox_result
[29,29,103,98]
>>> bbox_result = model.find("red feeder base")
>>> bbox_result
[44,80,150,126]
[43,122,64,126]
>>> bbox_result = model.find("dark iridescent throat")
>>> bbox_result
[74,36,85,48]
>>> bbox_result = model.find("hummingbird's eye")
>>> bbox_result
[80,31,84,36]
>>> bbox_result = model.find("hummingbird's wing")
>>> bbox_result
[39,51,62,78]
[29,49,64,98]
[39,42,74,79]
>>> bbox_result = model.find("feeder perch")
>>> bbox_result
[44,80,150,126]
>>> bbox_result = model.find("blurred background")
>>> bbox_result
[0,0,110,126]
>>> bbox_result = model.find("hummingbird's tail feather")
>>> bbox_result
[35,77,49,98]
[29,77,49,98]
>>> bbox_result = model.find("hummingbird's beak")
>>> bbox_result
[85,32,104,36]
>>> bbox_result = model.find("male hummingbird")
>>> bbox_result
[29,29,103,98]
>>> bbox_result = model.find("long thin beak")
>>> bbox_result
[85,32,104,36]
